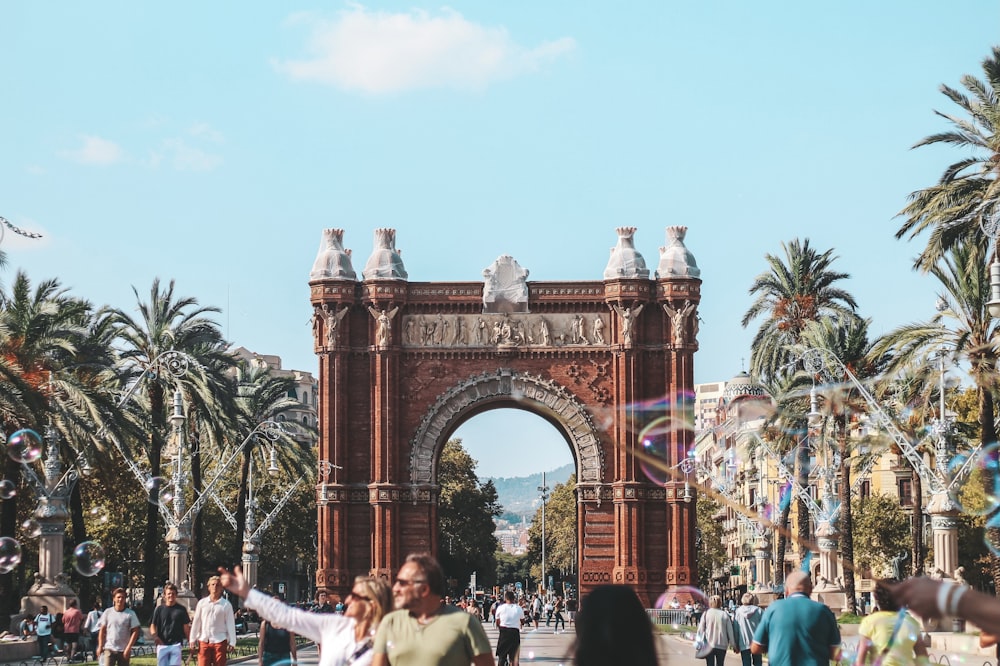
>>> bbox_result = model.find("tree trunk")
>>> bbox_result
[0,451,22,617]
[837,415,857,614]
[911,472,924,577]
[977,383,1000,592]
[142,383,165,621]
[774,499,791,588]
[796,435,812,569]
[190,430,203,586]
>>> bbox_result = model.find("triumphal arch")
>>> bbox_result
[308,225,701,605]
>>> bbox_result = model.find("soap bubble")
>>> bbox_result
[73,541,106,576]
[89,505,110,524]
[947,443,1000,516]
[0,479,15,500]
[6,429,43,464]
[145,476,174,507]
[0,536,22,573]
[655,585,708,613]
[21,518,41,538]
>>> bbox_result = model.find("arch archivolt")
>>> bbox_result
[408,369,606,486]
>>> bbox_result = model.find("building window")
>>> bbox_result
[898,478,913,507]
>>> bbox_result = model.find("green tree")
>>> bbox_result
[851,494,911,578]
[525,474,577,587]
[107,278,234,615]
[495,551,532,589]
[742,238,857,575]
[870,237,998,585]
[799,314,878,613]
[895,45,1000,271]
[696,495,727,593]
[437,439,502,591]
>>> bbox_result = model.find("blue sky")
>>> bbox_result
[2,2,997,477]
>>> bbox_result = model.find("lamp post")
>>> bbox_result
[537,472,549,596]
[17,423,93,614]
[164,387,194,607]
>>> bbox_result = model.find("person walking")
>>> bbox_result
[494,590,524,666]
[96,588,141,666]
[371,552,494,666]
[529,596,541,631]
[35,605,56,661]
[62,599,84,662]
[569,585,657,666]
[854,579,929,666]
[150,583,191,666]
[257,596,297,666]
[82,601,103,660]
[697,595,736,665]
[190,576,237,666]
[551,596,566,633]
[750,571,841,666]
[219,565,392,666]
[733,593,763,666]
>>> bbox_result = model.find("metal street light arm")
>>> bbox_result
[249,476,305,543]
[801,347,944,494]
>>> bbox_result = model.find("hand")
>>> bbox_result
[217,566,251,600]
[890,577,944,619]
[227,645,236,653]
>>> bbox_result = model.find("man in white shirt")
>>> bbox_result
[189,576,237,666]
[494,591,524,666]
[97,589,141,666]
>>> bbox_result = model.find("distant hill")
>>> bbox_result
[487,463,574,517]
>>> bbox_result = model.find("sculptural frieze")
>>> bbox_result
[399,313,610,349]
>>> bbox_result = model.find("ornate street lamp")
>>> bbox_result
[537,472,549,595]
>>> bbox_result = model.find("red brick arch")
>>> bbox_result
[408,370,605,485]
[309,234,699,606]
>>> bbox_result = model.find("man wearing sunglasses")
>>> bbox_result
[372,553,494,666]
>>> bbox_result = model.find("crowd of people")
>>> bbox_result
[15,555,1000,666]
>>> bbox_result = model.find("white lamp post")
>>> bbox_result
[537,472,549,595]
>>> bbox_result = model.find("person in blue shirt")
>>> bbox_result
[750,571,840,666]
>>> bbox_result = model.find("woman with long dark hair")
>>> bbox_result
[570,586,657,666]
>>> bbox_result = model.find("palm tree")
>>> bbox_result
[107,278,232,615]
[870,236,999,586]
[229,359,311,552]
[741,238,858,385]
[0,272,116,615]
[896,45,1000,272]
[743,238,858,574]
[799,315,878,614]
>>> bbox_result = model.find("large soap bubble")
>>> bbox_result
[145,476,175,507]
[0,479,15,500]
[73,541,106,577]
[6,429,43,464]
[0,536,22,574]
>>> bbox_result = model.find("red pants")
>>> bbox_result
[197,642,228,666]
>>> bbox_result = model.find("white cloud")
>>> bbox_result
[161,138,223,172]
[274,6,576,94]
[60,135,125,165]
[188,122,224,143]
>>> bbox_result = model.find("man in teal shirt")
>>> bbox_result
[751,571,841,666]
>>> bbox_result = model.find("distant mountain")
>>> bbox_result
[487,463,574,518]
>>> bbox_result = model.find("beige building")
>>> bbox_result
[231,346,318,440]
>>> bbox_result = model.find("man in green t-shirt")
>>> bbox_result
[750,571,841,666]
[372,553,494,666]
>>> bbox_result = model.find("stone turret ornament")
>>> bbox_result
[309,228,357,280]
[603,227,650,279]
[483,255,529,313]
[362,228,408,280]
[655,226,701,278]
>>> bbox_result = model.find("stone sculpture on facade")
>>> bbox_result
[663,300,697,346]
[603,226,650,279]
[593,316,605,344]
[309,228,357,281]
[319,304,349,347]
[483,255,529,313]
[612,303,644,346]
[362,228,408,280]
[368,306,399,347]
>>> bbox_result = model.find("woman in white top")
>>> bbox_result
[219,566,392,666]
[697,595,736,666]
